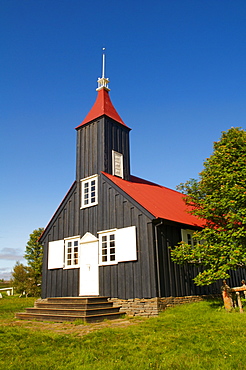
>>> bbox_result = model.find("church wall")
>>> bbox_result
[155,222,246,297]
[41,174,158,299]
[98,177,157,299]
[41,182,80,298]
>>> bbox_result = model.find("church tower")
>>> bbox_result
[75,51,131,183]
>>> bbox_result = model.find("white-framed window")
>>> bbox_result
[181,229,197,247]
[81,175,98,208]
[98,229,117,265]
[98,226,137,265]
[64,236,80,268]
[112,150,123,178]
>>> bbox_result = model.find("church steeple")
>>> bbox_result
[76,49,128,129]
[76,51,131,181]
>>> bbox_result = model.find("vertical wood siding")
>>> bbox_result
[76,117,131,181]
[98,178,156,299]
[155,222,246,297]
[41,183,80,298]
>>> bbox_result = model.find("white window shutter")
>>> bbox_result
[116,226,137,262]
[48,240,64,269]
[112,151,123,178]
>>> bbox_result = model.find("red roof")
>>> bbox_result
[102,172,204,227]
[76,89,129,129]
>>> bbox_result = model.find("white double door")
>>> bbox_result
[79,233,99,296]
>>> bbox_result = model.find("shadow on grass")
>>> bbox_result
[201,296,224,309]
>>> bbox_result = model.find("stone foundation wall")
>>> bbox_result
[109,296,211,317]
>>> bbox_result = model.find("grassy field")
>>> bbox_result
[1,296,246,369]
[0,280,12,289]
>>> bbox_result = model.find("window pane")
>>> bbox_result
[110,255,116,261]
[187,234,192,245]
[74,254,78,264]
[102,256,107,262]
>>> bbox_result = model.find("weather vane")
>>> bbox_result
[96,47,110,91]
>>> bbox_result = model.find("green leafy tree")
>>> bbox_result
[171,127,246,286]
[24,228,44,274]
[11,262,29,295]
[24,228,44,295]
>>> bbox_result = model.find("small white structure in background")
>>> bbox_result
[0,287,14,296]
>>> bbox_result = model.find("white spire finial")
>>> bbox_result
[96,47,110,91]
[102,47,106,78]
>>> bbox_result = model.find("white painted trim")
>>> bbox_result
[98,228,117,234]
[112,150,124,178]
[80,232,98,244]
[80,174,98,209]
[98,230,118,266]
[64,238,80,269]
[64,235,80,241]
[181,229,196,246]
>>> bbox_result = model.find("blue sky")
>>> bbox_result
[1,0,246,279]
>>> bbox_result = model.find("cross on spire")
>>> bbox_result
[96,48,110,91]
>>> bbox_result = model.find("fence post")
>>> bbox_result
[236,292,244,313]
[221,280,233,311]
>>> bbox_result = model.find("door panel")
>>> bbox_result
[79,240,99,296]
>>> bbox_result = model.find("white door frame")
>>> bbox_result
[79,233,99,296]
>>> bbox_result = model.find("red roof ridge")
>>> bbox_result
[130,174,183,194]
[76,89,129,129]
[102,172,204,227]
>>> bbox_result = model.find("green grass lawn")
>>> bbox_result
[0,296,246,369]
[0,281,12,289]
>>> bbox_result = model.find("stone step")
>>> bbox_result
[15,296,124,323]
[44,297,109,304]
[15,311,123,323]
[25,306,121,316]
[34,301,113,309]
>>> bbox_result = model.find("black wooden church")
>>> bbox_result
[40,58,242,300]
